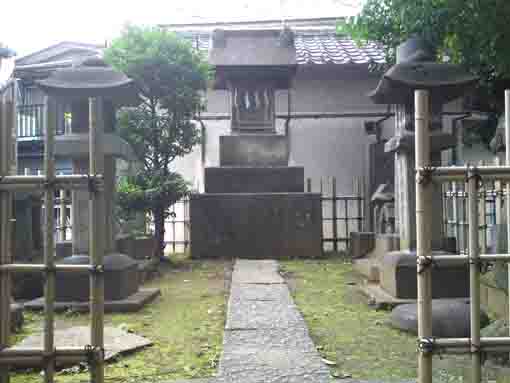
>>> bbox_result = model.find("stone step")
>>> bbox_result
[205,166,304,193]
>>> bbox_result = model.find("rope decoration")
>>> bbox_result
[417,166,437,185]
[417,256,438,274]
[89,265,104,275]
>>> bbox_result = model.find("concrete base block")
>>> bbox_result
[190,193,322,259]
[379,250,469,299]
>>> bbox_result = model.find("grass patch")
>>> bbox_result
[11,255,230,383]
[282,258,510,383]
[281,258,417,381]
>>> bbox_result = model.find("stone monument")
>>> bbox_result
[190,28,322,259]
[367,37,478,299]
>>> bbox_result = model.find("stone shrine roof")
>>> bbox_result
[189,31,385,66]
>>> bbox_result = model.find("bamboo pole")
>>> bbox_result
[506,89,510,365]
[0,87,11,383]
[468,165,482,383]
[89,97,105,383]
[43,96,57,383]
[479,161,487,254]
[415,89,432,383]
[420,165,510,182]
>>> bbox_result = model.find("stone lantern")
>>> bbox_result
[370,37,478,251]
[31,57,150,305]
[35,56,138,256]
[369,37,478,299]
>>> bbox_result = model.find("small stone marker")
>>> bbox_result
[13,326,152,365]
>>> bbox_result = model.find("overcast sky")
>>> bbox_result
[0,0,361,83]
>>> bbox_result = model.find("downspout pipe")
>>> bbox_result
[284,87,292,164]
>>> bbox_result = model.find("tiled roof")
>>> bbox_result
[185,32,386,66]
[294,33,385,65]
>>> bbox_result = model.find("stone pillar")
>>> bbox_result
[70,100,117,255]
[389,103,446,252]
[103,156,116,252]
[72,159,90,255]
[389,104,416,251]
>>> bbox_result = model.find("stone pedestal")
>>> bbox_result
[191,193,322,259]
[191,132,321,258]
[55,254,139,302]
[379,251,470,299]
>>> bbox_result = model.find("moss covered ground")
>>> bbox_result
[282,258,510,383]
[11,255,230,383]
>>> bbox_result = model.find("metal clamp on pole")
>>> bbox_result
[418,338,436,355]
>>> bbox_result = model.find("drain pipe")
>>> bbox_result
[285,87,292,164]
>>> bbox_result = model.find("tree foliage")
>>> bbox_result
[105,25,209,259]
[340,0,510,108]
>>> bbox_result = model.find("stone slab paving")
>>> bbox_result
[11,326,152,366]
[218,259,332,383]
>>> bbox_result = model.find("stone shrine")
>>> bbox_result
[190,28,322,259]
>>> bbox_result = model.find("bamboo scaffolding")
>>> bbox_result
[415,90,433,383]
[89,97,105,383]
[416,91,510,383]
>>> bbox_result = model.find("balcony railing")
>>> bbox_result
[17,104,67,138]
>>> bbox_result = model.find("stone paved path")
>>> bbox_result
[216,259,331,383]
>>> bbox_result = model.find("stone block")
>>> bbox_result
[55,253,139,302]
[349,232,375,259]
[220,135,288,166]
[56,241,72,259]
[116,235,156,260]
[205,166,304,193]
[190,193,322,259]
[379,251,469,299]
[390,300,489,338]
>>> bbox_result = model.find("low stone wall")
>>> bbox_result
[190,193,322,259]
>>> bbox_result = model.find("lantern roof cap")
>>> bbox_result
[370,37,478,105]
[35,56,139,105]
